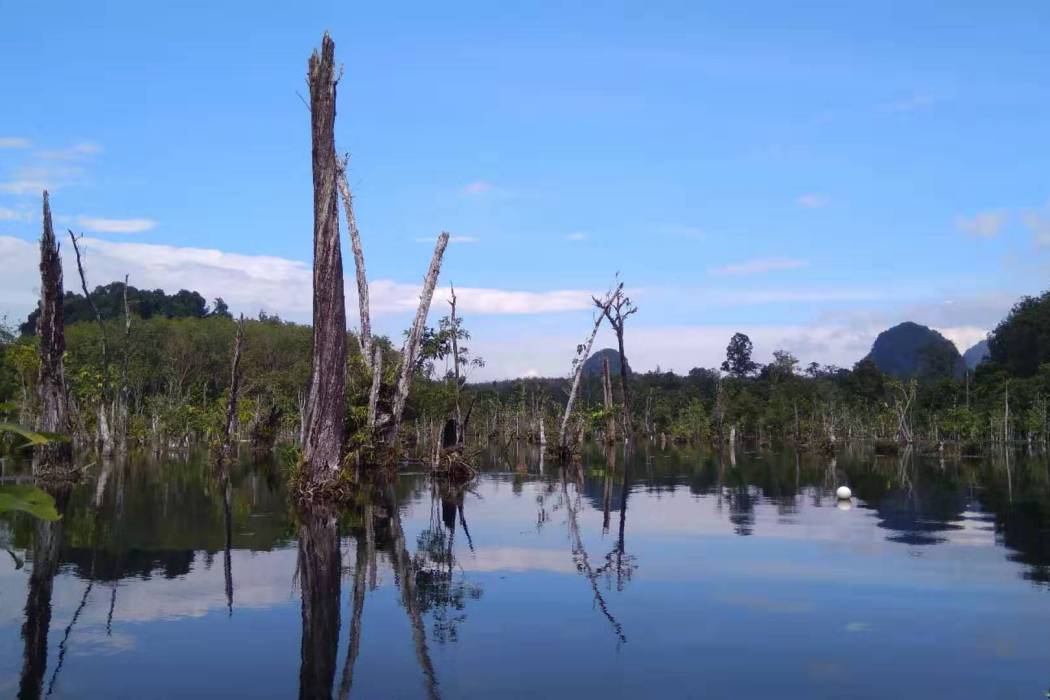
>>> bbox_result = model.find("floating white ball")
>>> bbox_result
[836,486,852,500]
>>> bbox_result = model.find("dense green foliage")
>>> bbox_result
[18,282,229,336]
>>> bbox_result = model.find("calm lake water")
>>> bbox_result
[2,444,1050,699]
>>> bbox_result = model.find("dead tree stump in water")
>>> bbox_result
[302,33,348,488]
[35,192,72,474]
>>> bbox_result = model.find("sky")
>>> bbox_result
[2,1,1049,379]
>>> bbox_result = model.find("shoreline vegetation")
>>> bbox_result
[3,33,1050,492]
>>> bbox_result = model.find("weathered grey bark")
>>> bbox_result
[602,356,615,444]
[297,506,341,700]
[303,34,348,479]
[35,192,71,472]
[69,231,114,454]
[221,315,245,461]
[366,346,382,431]
[557,291,615,451]
[336,158,372,366]
[385,232,450,447]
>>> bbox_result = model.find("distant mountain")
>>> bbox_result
[582,348,630,377]
[863,322,966,379]
[963,339,990,370]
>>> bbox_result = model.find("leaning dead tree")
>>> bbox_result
[68,231,115,453]
[594,279,637,442]
[557,287,616,453]
[301,33,348,487]
[35,191,72,473]
[384,232,450,447]
[336,157,373,366]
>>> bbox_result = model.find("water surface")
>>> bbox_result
[2,445,1049,698]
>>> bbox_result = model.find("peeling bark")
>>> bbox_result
[303,34,348,479]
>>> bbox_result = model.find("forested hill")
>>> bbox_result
[862,322,966,379]
[581,348,630,377]
[964,339,990,370]
[19,281,230,336]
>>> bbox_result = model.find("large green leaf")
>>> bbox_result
[0,485,61,521]
[0,422,69,448]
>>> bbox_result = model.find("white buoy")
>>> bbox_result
[836,485,852,500]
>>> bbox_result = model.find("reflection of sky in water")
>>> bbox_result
[1,451,1050,698]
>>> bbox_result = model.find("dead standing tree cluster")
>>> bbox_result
[555,278,637,459]
[299,33,450,496]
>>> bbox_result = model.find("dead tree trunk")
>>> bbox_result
[384,232,449,447]
[558,290,615,452]
[68,231,113,454]
[336,159,372,366]
[366,346,382,431]
[602,356,616,444]
[597,281,637,443]
[449,284,463,445]
[35,192,72,472]
[302,34,348,482]
[221,315,245,462]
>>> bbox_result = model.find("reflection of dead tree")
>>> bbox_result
[595,452,636,592]
[337,534,368,700]
[19,486,69,699]
[387,488,440,700]
[47,580,93,695]
[223,473,234,617]
[297,506,341,700]
[560,470,626,644]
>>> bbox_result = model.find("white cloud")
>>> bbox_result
[461,181,493,195]
[0,207,31,222]
[1022,204,1050,246]
[0,235,596,325]
[709,257,810,276]
[796,194,829,209]
[0,137,30,148]
[0,180,47,195]
[935,326,989,354]
[76,216,157,234]
[956,210,1006,238]
[36,142,103,160]
[566,231,587,241]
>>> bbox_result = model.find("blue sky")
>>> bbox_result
[3,1,1050,378]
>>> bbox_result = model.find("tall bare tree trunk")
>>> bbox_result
[366,346,382,431]
[221,315,245,462]
[602,357,616,443]
[336,160,372,365]
[449,285,463,444]
[385,232,449,447]
[35,192,71,473]
[302,34,348,481]
[558,291,614,451]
